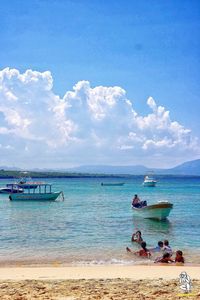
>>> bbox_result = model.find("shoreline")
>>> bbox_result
[0,265,200,280]
[0,259,200,268]
[0,256,200,267]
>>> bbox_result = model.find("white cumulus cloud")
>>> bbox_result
[0,67,199,168]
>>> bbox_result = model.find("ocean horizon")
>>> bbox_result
[0,176,199,266]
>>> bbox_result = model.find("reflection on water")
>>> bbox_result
[132,216,172,234]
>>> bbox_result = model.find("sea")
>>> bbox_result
[0,176,199,266]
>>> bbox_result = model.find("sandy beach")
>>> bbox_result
[0,265,199,299]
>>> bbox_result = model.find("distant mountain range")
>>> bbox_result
[66,159,200,175]
[1,159,200,176]
[163,159,200,175]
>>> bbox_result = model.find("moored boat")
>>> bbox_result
[0,184,23,194]
[15,171,44,189]
[101,182,125,186]
[9,183,64,201]
[132,201,173,220]
[143,172,157,187]
[16,182,40,189]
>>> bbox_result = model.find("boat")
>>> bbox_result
[0,184,23,194]
[16,177,43,189]
[143,172,157,187]
[15,171,44,189]
[101,182,125,186]
[8,183,64,201]
[132,201,173,220]
[16,181,40,189]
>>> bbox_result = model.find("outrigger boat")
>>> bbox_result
[8,183,64,201]
[132,201,173,220]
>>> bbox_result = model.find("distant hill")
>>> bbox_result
[67,159,200,175]
[67,165,149,175]
[0,159,200,176]
[164,159,200,175]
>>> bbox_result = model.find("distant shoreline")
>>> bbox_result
[1,171,200,179]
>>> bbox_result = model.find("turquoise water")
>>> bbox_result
[0,176,200,265]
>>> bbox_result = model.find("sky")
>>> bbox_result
[0,0,200,169]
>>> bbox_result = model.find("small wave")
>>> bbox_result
[72,258,152,266]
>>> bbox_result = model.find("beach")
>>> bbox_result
[0,265,200,299]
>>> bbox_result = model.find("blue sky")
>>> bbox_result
[0,0,200,169]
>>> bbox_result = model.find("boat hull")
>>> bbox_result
[9,191,61,201]
[132,202,173,220]
[143,181,157,187]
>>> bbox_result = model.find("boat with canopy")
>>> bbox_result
[9,183,64,201]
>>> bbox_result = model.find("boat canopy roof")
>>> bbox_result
[9,183,53,188]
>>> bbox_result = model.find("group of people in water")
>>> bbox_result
[126,230,184,263]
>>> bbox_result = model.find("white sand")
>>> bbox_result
[0,265,199,280]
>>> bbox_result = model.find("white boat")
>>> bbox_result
[8,183,64,201]
[143,172,157,187]
[132,201,173,220]
[0,184,23,194]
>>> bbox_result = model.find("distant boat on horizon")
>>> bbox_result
[143,171,157,187]
[101,182,125,186]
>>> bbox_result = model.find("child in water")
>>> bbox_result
[131,230,143,244]
[175,250,184,263]
[126,241,151,258]
[149,241,164,253]
[155,252,174,263]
